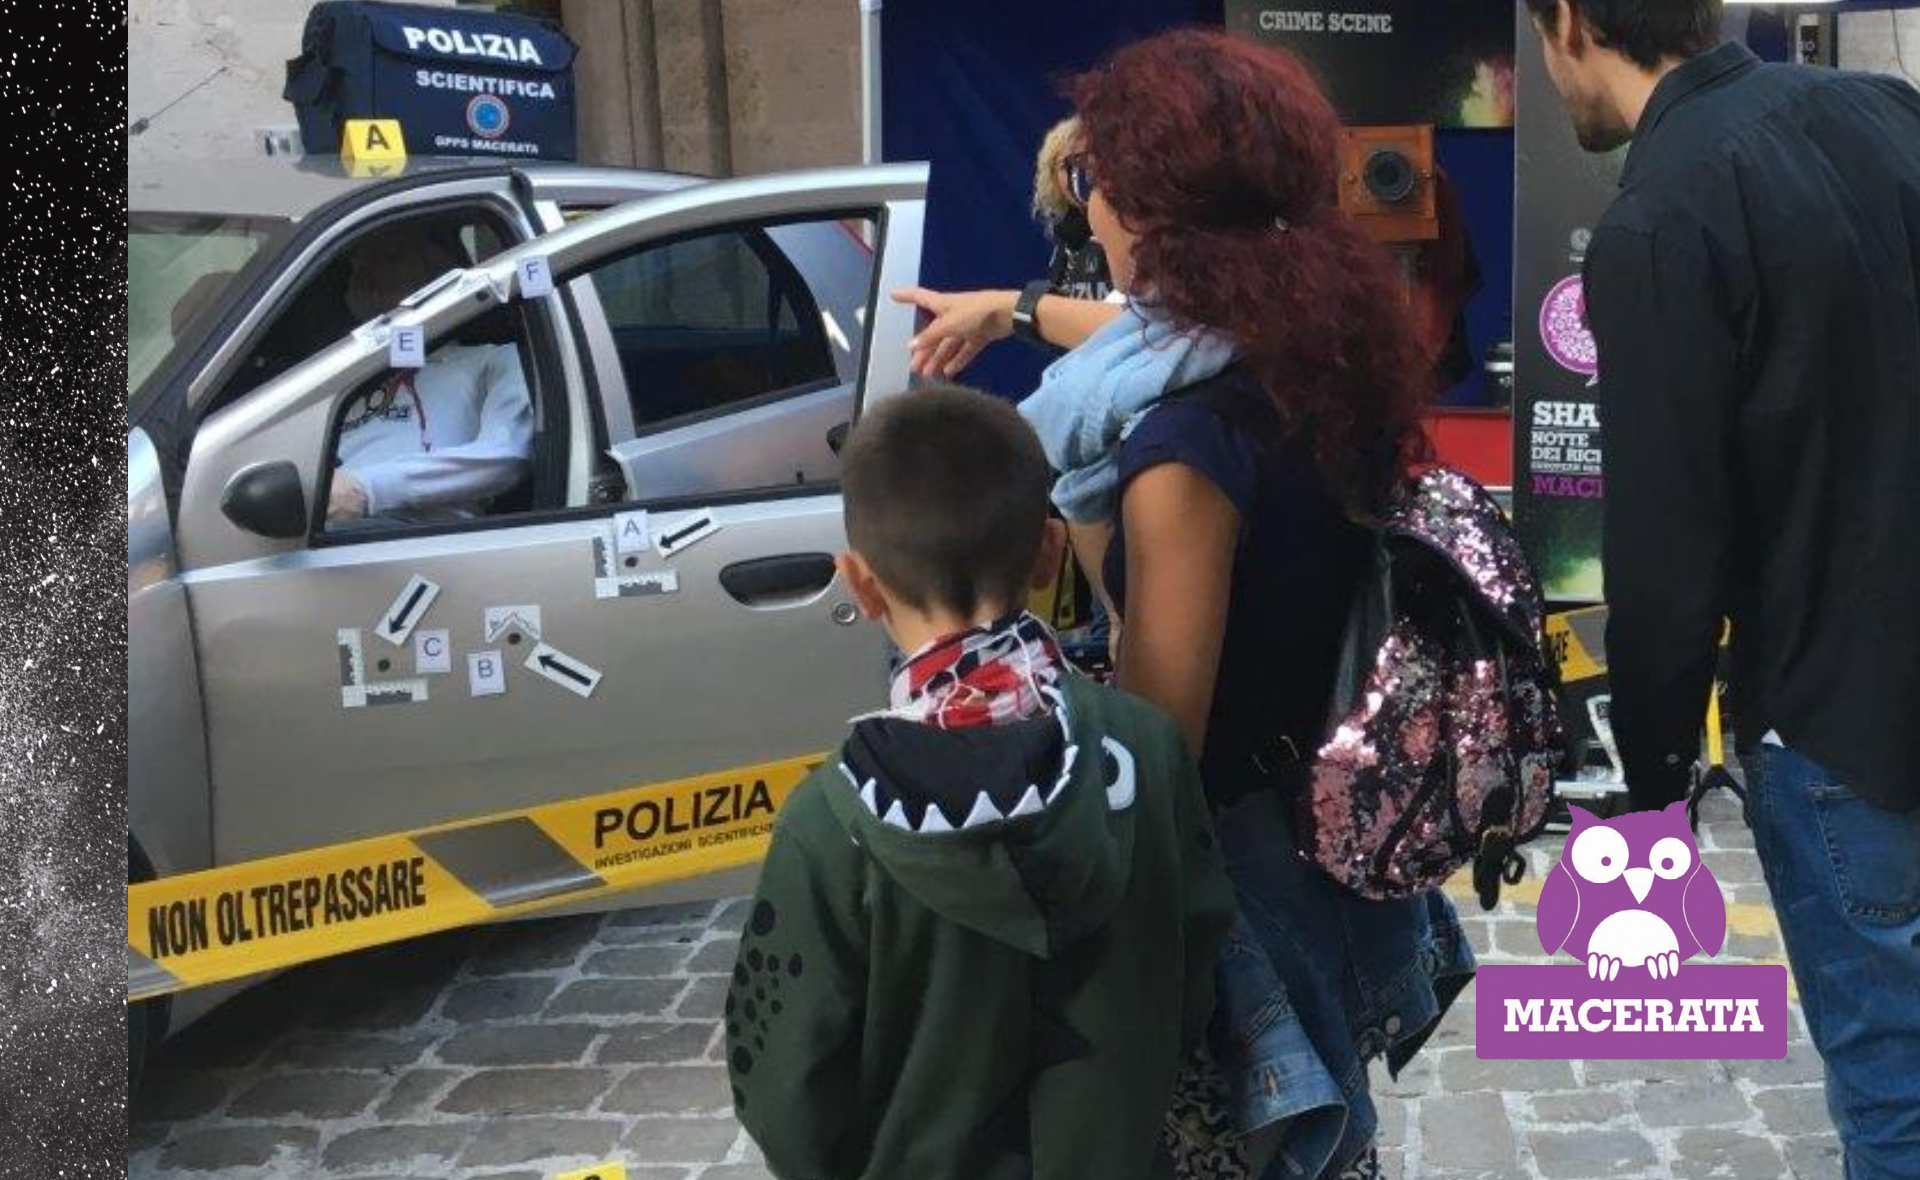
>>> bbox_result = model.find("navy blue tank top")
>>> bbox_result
[1104,369,1371,808]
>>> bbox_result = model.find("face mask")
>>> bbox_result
[1052,206,1094,252]
[855,612,1066,730]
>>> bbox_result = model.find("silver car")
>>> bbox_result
[128,156,926,1067]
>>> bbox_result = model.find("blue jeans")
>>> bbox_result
[1212,789,1475,1179]
[1741,744,1920,1180]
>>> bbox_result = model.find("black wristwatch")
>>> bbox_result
[1010,279,1052,346]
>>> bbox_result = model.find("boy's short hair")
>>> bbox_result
[1523,0,1722,69]
[842,385,1051,618]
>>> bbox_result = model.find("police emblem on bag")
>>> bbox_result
[466,94,511,139]
[1297,467,1565,904]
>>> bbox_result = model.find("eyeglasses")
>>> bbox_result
[1061,153,1097,207]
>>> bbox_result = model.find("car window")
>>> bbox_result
[320,300,560,539]
[205,209,514,419]
[598,234,785,333]
[128,213,288,411]
[586,227,839,429]
[766,219,873,385]
[583,215,876,504]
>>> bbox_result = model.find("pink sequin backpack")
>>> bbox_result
[1277,467,1564,906]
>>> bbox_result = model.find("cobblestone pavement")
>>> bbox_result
[129,789,1840,1180]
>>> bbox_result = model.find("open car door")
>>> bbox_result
[170,165,925,893]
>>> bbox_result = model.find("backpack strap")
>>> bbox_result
[1246,528,1393,792]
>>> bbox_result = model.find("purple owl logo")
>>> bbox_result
[1536,801,1727,982]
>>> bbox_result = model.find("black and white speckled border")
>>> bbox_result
[0,1,128,1174]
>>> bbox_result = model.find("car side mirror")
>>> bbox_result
[220,461,311,539]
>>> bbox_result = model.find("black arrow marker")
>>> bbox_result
[538,652,592,687]
[660,514,713,550]
[389,583,428,632]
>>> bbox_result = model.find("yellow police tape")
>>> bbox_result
[123,606,1691,1000]
[1544,607,1732,688]
[127,753,823,1001]
[1544,606,1608,684]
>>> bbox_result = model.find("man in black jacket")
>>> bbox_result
[1525,3,1920,1175]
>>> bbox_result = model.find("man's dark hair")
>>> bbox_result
[1524,0,1723,69]
[841,384,1051,618]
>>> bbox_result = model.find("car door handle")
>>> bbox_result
[719,553,838,605]
[826,421,851,455]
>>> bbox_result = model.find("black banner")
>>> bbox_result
[1225,0,1515,128]
[1510,9,1789,603]
[1510,2,1621,603]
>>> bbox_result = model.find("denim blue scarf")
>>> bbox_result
[1017,304,1238,524]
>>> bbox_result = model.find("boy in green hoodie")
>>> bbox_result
[725,385,1235,1180]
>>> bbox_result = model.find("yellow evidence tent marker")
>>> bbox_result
[553,1163,627,1180]
[341,118,407,176]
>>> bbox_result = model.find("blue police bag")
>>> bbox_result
[285,0,578,161]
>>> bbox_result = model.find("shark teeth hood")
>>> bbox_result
[822,685,1140,959]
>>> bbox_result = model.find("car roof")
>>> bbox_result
[127,155,702,222]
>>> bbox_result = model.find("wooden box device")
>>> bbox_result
[1338,124,1440,243]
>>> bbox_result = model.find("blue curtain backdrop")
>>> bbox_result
[878,0,1517,406]
[880,0,1219,403]
[878,2,1917,404]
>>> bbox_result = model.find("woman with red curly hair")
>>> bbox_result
[973,30,1472,1180]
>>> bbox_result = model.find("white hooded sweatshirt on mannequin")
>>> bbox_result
[335,342,534,525]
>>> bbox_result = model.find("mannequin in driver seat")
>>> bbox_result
[327,230,534,528]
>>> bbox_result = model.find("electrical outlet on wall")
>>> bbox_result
[1797,15,1830,67]
[258,125,301,158]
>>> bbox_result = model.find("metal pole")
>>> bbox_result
[630,1,666,169]
[700,0,735,177]
[860,0,883,164]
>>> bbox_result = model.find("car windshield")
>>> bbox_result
[128,213,289,413]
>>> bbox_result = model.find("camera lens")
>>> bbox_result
[1363,148,1417,205]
